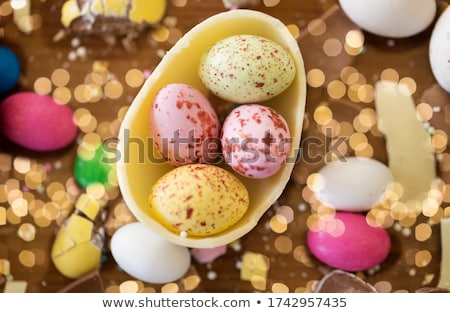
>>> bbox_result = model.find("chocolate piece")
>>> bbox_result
[58,269,105,293]
[65,0,144,39]
[222,0,261,9]
[415,287,449,293]
[314,270,377,293]
[56,0,166,44]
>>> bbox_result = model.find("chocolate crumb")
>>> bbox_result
[58,269,105,293]
[415,287,449,293]
[315,270,377,293]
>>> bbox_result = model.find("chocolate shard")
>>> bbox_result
[58,269,105,293]
[222,0,261,9]
[415,287,449,293]
[314,270,377,293]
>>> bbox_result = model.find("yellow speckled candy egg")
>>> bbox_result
[199,34,296,103]
[147,164,249,237]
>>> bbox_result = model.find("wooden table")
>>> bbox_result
[1,0,449,293]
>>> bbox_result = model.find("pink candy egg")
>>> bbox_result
[149,83,220,166]
[221,104,291,179]
[0,92,77,151]
[191,245,227,264]
[307,212,391,272]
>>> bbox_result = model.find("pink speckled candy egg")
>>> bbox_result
[149,83,220,166]
[0,92,77,151]
[199,34,296,103]
[221,104,291,179]
[307,212,391,272]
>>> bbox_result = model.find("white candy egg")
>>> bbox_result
[429,6,450,93]
[110,222,191,284]
[312,157,393,211]
[338,0,437,38]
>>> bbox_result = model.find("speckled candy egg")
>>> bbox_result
[0,92,77,151]
[221,104,291,179]
[149,83,220,166]
[307,212,391,272]
[148,164,249,237]
[199,34,296,103]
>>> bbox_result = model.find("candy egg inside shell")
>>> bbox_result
[148,83,220,166]
[148,164,249,237]
[110,222,191,284]
[199,34,296,103]
[116,9,306,248]
[0,92,77,152]
[221,104,291,179]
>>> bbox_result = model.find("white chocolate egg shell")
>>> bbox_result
[117,9,306,248]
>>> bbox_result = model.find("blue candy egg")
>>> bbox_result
[0,46,20,94]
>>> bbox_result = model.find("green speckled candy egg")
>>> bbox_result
[148,164,249,237]
[199,34,296,103]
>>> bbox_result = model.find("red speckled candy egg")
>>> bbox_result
[149,83,221,166]
[221,104,291,179]
[306,212,391,272]
[0,92,77,151]
[148,164,249,237]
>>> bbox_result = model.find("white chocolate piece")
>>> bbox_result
[438,218,450,289]
[374,82,436,202]
[3,280,27,293]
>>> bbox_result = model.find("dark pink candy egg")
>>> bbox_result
[307,212,391,272]
[0,92,77,151]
